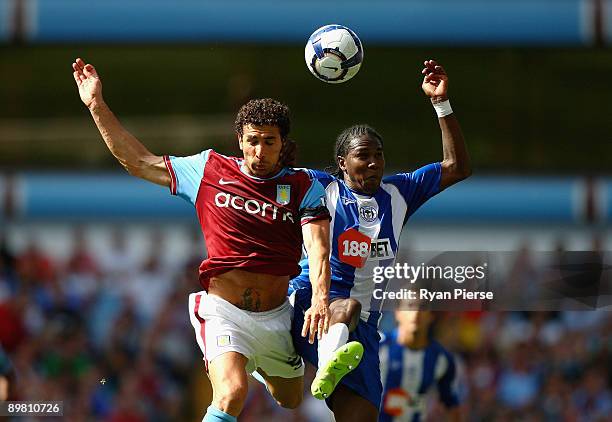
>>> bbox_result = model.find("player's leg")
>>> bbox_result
[330,297,362,329]
[326,320,382,422]
[291,288,366,400]
[204,352,249,421]
[189,292,254,420]
[256,368,304,409]
[328,385,378,422]
[312,297,364,399]
[249,294,306,408]
[318,298,361,365]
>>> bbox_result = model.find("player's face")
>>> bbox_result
[395,310,433,344]
[239,124,283,178]
[339,136,384,195]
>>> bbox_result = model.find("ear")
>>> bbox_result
[237,133,243,151]
[337,156,347,172]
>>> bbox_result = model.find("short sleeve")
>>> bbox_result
[383,162,442,218]
[299,177,330,225]
[305,169,336,189]
[163,150,211,205]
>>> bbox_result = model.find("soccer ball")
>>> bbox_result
[305,24,364,84]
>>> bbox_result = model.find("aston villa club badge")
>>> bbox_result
[276,185,291,205]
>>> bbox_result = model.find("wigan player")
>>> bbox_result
[72,58,334,422]
[289,60,471,421]
[379,310,462,422]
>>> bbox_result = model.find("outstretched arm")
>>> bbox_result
[421,59,471,190]
[72,58,170,187]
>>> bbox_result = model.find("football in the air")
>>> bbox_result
[304,24,364,84]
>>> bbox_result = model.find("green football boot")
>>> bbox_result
[311,341,364,400]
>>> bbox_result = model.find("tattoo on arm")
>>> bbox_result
[240,288,261,311]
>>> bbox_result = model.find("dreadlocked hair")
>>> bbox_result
[235,98,296,167]
[328,124,383,179]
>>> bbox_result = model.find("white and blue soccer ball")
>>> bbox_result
[305,24,364,84]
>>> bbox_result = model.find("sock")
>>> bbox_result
[317,323,349,368]
[202,405,237,422]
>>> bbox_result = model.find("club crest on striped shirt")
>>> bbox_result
[276,185,291,205]
[359,205,378,222]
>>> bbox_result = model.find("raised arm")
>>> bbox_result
[301,219,331,344]
[421,59,472,190]
[72,58,170,187]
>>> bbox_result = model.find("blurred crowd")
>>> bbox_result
[423,309,611,422]
[0,228,204,421]
[0,228,610,421]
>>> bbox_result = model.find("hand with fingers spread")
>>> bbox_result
[72,58,103,109]
[302,294,330,344]
[421,59,449,102]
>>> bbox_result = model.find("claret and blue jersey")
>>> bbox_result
[289,163,442,327]
[164,149,329,289]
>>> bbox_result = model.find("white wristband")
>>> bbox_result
[432,100,453,118]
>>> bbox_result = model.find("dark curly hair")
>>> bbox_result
[329,124,383,179]
[234,98,296,167]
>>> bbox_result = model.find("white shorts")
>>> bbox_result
[188,291,304,378]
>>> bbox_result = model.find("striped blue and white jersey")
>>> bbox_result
[379,330,460,422]
[289,163,441,327]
